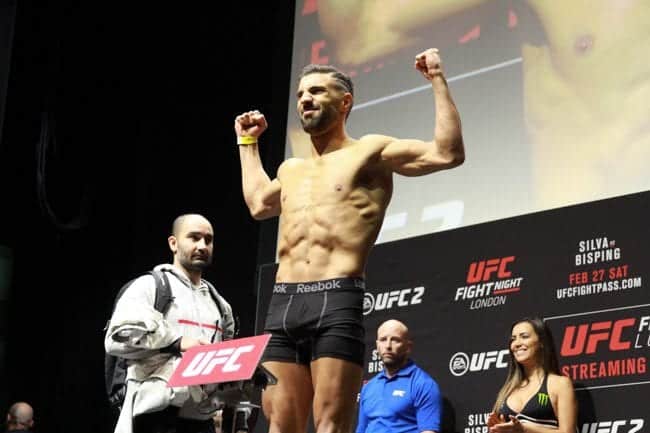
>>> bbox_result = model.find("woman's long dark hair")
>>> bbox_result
[492,317,560,412]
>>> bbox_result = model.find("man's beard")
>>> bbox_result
[300,106,336,134]
[181,255,212,272]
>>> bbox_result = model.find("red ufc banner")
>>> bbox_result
[168,334,271,387]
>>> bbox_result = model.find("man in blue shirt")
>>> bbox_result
[356,319,442,433]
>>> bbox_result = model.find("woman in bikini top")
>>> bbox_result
[487,317,577,433]
[499,373,557,427]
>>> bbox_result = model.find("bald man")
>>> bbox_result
[105,214,235,433]
[5,402,34,432]
[356,320,442,433]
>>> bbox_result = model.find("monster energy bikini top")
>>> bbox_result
[500,374,558,427]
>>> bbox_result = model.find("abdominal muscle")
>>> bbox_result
[275,194,386,283]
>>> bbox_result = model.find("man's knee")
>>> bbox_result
[313,391,357,431]
[264,392,312,433]
[313,403,354,433]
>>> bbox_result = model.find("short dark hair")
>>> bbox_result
[171,213,209,236]
[299,64,354,118]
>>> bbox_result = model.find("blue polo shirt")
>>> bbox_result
[356,360,442,433]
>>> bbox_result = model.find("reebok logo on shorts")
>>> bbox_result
[297,280,342,293]
[273,284,288,294]
[272,277,365,295]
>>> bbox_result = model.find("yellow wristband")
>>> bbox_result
[237,135,257,146]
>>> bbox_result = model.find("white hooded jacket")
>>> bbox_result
[104,264,235,433]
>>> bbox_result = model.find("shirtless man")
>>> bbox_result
[235,48,464,433]
[318,0,650,209]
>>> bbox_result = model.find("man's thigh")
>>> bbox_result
[310,357,363,430]
[261,361,314,433]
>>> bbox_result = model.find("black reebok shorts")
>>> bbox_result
[262,277,366,366]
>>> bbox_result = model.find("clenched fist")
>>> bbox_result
[235,110,268,140]
[414,48,443,80]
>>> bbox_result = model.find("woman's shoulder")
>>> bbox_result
[547,373,575,393]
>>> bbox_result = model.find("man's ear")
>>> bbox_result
[407,340,414,355]
[168,235,178,254]
[341,93,353,115]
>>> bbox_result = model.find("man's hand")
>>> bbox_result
[414,48,443,80]
[180,337,211,352]
[235,110,268,139]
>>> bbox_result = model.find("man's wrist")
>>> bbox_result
[237,135,258,146]
[160,337,182,355]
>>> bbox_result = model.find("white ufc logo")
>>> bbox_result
[181,345,254,377]
[581,420,644,433]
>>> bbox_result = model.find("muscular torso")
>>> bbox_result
[522,0,650,207]
[276,140,393,282]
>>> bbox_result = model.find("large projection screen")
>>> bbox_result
[282,1,650,244]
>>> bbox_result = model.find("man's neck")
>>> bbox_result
[310,126,349,156]
[384,360,409,378]
[172,263,202,286]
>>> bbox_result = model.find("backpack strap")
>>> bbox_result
[109,270,172,313]
[151,269,174,314]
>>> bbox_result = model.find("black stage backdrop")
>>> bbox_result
[256,190,650,433]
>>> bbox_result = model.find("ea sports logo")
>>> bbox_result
[448,350,508,377]
[363,292,375,316]
[449,352,469,376]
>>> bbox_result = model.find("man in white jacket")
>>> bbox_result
[105,213,235,433]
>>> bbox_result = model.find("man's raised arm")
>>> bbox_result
[380,48,465,176]
[235,110,282,220]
